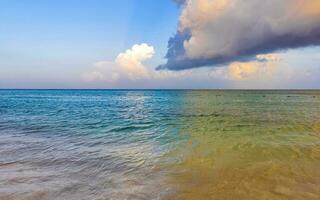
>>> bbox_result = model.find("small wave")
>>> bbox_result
[107,124,154,133]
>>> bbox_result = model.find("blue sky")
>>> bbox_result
[0,0,320,89]
[0,0,179,88]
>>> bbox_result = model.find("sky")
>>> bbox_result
[0,0,320,89]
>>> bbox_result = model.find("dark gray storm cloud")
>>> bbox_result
[159,0,320,70]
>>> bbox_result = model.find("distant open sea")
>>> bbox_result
[0,90,320,200]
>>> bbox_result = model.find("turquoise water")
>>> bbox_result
[0,90,320,200]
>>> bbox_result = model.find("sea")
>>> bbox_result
[0,90,320,200]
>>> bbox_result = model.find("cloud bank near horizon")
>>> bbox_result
[159,0,320,70]
[83,43,192,84]
[81,41,320,89]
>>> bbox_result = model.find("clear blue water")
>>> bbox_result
[0,90,186,199]
[1,90,320,200]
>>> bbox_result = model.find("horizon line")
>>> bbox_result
[1,88,320,91]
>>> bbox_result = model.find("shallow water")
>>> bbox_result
[0,90,320,200]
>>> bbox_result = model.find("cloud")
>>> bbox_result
[83,43,194,84]
[115,43,154,79]
[225,54,281,80]
[159,0,320,70]
[82,61,120,82]
[83,43,154,82]
[83,43,320,89]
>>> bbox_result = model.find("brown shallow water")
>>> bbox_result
[162,91,320,200]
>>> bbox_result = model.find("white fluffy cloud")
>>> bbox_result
[115,43,154,79]
[83,43,154,82]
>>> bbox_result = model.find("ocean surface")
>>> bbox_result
[0,90,320,200]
